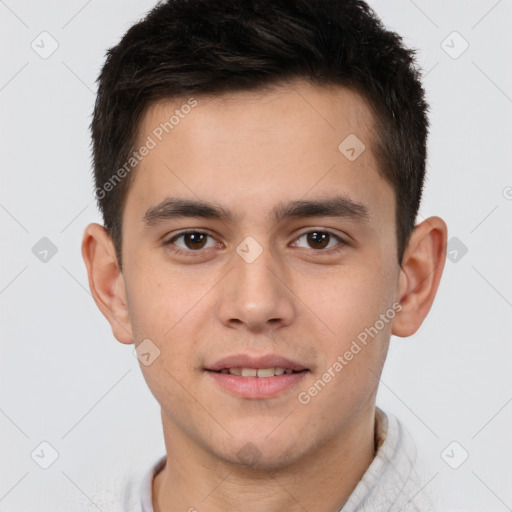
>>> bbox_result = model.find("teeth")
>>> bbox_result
[224,367,292,377]
[257,368,274,378]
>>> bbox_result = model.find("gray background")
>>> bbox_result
[1,0,511,510]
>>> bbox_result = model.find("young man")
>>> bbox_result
[80,0,447,510]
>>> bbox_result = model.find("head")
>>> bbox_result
[82,0,447,469]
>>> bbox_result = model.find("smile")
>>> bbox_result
[214,367,303,377]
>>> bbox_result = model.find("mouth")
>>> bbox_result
[208,367,307,377]
[206,353,309,373]
[204,354,310,398]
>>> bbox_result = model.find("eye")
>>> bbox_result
[163,229,348,256]
[165,231,218,252]
[292,230,347,251]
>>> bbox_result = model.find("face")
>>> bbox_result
[119,80,402,468]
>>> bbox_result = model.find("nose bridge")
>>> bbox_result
[218,235,295,330]
[237,244,277,300]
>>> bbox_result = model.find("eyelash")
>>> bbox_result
[163,229,349,257]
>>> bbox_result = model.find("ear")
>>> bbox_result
[392,216,448,337]
[81,223,134,344]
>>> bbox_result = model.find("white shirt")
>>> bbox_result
[56,408,437,511]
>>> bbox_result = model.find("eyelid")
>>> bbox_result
[167,229,216,240]
[291,229,350,251]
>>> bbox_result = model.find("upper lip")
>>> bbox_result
[207,354,308,372]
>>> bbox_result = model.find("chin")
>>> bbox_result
[210,433,309,471]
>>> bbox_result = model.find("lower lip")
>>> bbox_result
[206,370,308,399]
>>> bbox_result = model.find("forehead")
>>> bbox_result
[138,80,377,152]
[125,80,393,228]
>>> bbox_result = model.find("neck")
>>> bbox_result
[153,405,377,512]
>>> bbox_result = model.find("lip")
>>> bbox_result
[206,370,308,399]
[206,354,308,372]
[205,353,309,399]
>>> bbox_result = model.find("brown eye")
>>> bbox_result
[307,231,330,249]
[166,231,217,252]
[293,230,346,251]
[183,232,207,250]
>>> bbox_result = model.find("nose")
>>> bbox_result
[216,241,296,333]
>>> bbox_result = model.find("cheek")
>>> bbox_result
[124,254,206,338]
[298,260,396,406]
[298,270,395,415]
[303,264,395,342]
[124,261,212,380]
[126,274,202,409]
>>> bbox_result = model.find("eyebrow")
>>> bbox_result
[142,195,370,228]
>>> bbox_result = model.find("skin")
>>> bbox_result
[82,79,447,512]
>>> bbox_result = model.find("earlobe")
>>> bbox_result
[81,223,134,344]
[391,216,448,338]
